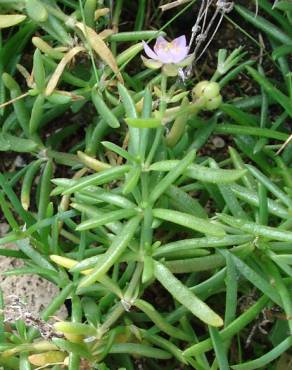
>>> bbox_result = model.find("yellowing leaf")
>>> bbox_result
[0,14,26,28]
[94,8,110,21]
[29,351,66,366]
[50,255,93,275]
[99,28,114,40]
[77,151,112,171]
[32,37,64,60]
[76,22,123,83]
[45,46,85,96]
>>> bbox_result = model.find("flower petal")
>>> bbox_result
[171,35,187,49]
[154,36,168,53]
[142,41,158,60]
[156,51,174,63]
[155,46,174,63]
[169,46,189,63]
[153,36,174,63]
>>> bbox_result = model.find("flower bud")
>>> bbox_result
[193,81,220,100]
[192,81,209,98]
[205,94,222,110]
[202,82,220,99]
[192,80,222,111]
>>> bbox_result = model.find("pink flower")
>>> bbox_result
[143,35,188,64]
[142,35,194,76]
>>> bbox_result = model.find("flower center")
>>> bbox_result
[157,42,178,53]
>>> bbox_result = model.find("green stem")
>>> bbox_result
[123,263,143,301]
[159,73,168,114]
[112,0,124,31]
[78,0,99,85]
[145,74,167,166]
[135,0,147,30]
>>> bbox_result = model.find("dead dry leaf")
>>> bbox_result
[45,46,85,96]
[55,90,85,101]
[99,29,114,40]
[159,0,191,11]
[16,64,34,88]
[277,133,292,155]
[76,22,123,83]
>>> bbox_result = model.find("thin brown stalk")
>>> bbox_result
[159,0,191,11]
[0,92,29,109]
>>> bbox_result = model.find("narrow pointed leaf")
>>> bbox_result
[0,14,26,28]
[59,165,130,195]
[78,216,141,288]
[153,208,225,237]
[149,150,196,204]
[154,261,224,327]
[76,208,138,231]
[149,161,246,184]
[217,214,292,242]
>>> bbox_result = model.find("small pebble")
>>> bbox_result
[212,136,225,148]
